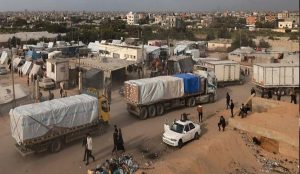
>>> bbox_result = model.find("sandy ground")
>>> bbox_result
[0,70,299,174]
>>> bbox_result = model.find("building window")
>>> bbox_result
[51,64,55,73]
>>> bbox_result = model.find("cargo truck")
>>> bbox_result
[194,60,245,87]
[252,63,299,95]
[10,93,110,156]
[125,73,217,119]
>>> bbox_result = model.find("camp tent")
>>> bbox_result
[29,64,42,77]
[21,61,33,75]
[0,51,9,65]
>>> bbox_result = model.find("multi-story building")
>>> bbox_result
[277,11,289,20]
[246,16,257,26]
[162,16,184,29]
[126,11,138,25]
[265,15,276,22]
[278,21,293,29]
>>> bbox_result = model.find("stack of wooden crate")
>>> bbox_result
[124,82,139,104]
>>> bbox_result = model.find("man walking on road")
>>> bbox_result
[112,128,118,154]
[82,134,88,162]
[197,105,203,123]
[218,116,226,131]
[60,88,63,98]
[226,92,230,109]
[85,133,95,165]
[290,90,297,104]
[251,87,256,96]
[230,100,234,117]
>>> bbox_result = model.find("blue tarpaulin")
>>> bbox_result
[174,73,200,94]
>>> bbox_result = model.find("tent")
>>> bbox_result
[0,51,8,65]
[29,64,42,77]
[13,57,22,68]
[21,61,33,75]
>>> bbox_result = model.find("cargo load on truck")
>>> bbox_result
[174,73,201,94]
[125,76,184,105]
[10,94,98,144]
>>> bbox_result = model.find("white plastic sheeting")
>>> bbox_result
[126,76,184,105]
[10,94,99,144]
[21,61,32,75]
[29,64,41,77]
[13,57,22,68]
[0,51,8,64]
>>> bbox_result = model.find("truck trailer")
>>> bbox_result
[10,94,110,156]
[252,63,299,95]
[194,60,245,87]
[125,73,217,119]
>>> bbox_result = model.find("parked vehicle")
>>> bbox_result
[0,66,8,75]
[194,60,245,87]
[10,93,110,156]
[252,63,299,95]
[39,78,55,90]
[124,73,217,119]
[163,118,201,148]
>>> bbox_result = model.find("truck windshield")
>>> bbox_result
[170,123,184,134]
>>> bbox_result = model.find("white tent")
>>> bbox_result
[0,51,8,65]
[21,61,33,75]
[29,64,41,77]
[13,57,22,68]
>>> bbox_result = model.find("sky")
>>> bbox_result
[0,0,299,11]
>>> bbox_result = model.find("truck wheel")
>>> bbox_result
[148,105,157,118]
[178,139,183,148]
[156,104,164,116]
[139,107,148,120]
[49,139,62,153]
[208,94,214,103]
[187,97,196,107]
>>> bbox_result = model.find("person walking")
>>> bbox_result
[276,89,281,101]
[48,90,54,100]
[226,92,230,109]
[267,90,273,99]
[112,128,118,154]
[27,76,30,86]
[251,87,256,96]
[60,88,63,98]
[82,134,88,162]
[117,128,125,152]
[218,116,226,131]
[197,105,203,123]
[291,90,297,104]
[85,133,95,165]
[230,100,234,117]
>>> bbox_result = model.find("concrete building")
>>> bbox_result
[162,16,184,29]
[277,11,289,20]
[278,21,293,29]
[246,16,257,26]
[126,11,139,25]
[207,39,232,52]
[99,43,144,63]
[265,15,276,22]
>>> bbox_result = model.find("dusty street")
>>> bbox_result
[0,73,296,174]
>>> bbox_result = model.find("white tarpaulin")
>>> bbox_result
[13,57,22,68]
[126,76,184,105]
[10,94,98,144]
[29,64,41,77]
[0,84,28,104]
[21,61,32,75]
[0,51,8,64]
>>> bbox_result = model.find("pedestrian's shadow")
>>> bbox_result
[200,122,208,136]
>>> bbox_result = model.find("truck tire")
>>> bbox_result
[49,139,62,153]
[209,94,214,103]
[156,104,164,116]
[139,107,148,120]
[187,97,196,107]
[148,105,157,118]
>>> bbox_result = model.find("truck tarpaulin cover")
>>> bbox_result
[174,73,200,94]
[125,76,184,105]
[9,94,98,144]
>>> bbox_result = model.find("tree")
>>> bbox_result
[217,28,231,39]
[206,31,215,40]
[258,39,270,48]
[8,36,21,47]
[229,31,256,51]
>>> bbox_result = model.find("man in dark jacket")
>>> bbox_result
[82,134,88,162]
[218,116,226,131]
[251,87,256,96]
[230,100,234,117]
[112,128,118,154]
[226,92,230,109]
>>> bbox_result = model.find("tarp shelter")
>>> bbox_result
[0,51,8,64]
[29,64,42,77]
[21,61,33,75]
[13,57,22,68]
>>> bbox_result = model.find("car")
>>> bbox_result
[39,78,55,90]
[0,66,8,75]
[162,119,201,148]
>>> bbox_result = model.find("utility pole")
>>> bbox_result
[10,40,16,108]
[141,30,144,78]
[239,29,242,48]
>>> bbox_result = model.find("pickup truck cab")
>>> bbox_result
[39,78,55,90]
[163,119,201,148]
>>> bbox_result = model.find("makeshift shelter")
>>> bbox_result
[29,64,42,77]
[12,57,22,68]
[21,61,33,75]
[0,51,8,65]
